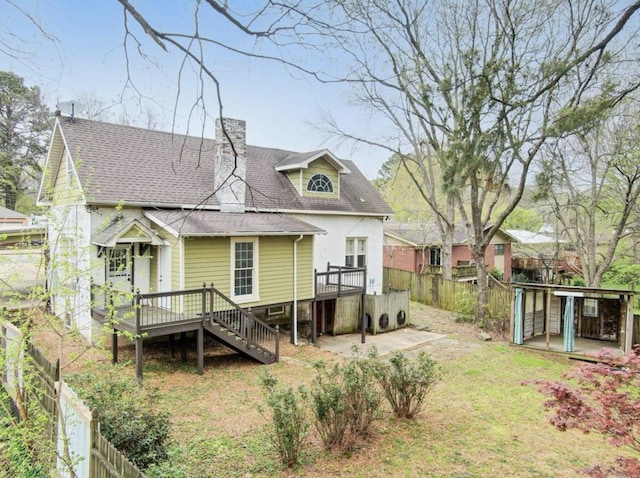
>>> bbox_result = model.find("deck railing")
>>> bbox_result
[208,285,279,360]
[91,283,279,361]
[315,264,367,297]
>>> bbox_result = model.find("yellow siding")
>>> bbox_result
[285,170,303,194]
[183,235,314,307]
[302,158,339,198]
[183,237,230,290]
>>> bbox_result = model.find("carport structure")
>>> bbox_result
[510,283,636,356]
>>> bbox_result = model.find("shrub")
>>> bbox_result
[489,268,504,281]
[310,347,382,450]
[453,290,478,323]
[69,370,170,470]
[373,351,441,419]
[259,370,309,468]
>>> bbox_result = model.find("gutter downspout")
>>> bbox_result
[293,235,304,345]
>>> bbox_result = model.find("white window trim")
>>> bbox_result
[346,237,367,268]
[66,153,74,188]
[307,173,334,193]
[230,237,259,303]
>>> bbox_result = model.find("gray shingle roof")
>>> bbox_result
[0,206,27,220]
[144,210,325,237]
[57,117,392,216]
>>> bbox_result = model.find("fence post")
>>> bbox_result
[275,326,280,362]
[89,408,99,476]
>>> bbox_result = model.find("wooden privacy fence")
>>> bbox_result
[0,321,146,478]
[383,267,511,320]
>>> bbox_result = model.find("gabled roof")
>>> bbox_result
[92,217,165,247]
[42,117,392,217]
[506,229,563,244]
[0,206,27,221]
[384,222,467,246]
[275,150,351,174]
[144,210,326,237]
[385,222,515,246]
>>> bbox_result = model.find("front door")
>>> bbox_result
[156,245,172,309]
[107,245,132,291]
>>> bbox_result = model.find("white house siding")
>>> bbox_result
[48,203,93,341]
[292,214,385,295]
[89,207,152,294]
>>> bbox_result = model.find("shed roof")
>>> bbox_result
[144,210,326,237]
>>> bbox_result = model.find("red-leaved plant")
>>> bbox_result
[533,347,640,477]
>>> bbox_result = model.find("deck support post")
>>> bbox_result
[112,330,118,364]
[135,337,143,383]
[197,326,204,375]
[169,334,175,358]
[311,299,317,344]
[180,332,187,363]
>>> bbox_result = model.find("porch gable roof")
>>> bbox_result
[92,217,164,247]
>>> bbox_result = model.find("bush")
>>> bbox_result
[69,370,170,470]
[310,347,382,450]
[571,276,586,287]
[373,351,441,419]
[489,268,504,281]
[259,370,309,468]
[453,290,478,323]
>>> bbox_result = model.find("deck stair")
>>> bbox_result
[203,288,279,364]
[91,283,279,378]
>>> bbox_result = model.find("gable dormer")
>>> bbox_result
[275,150,351,199]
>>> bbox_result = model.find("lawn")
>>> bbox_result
[34,302,630,477]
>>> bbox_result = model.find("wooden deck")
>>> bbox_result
[314,265,367,299]
[91,284,280,380]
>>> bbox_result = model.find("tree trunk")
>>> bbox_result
[470,246,489,324]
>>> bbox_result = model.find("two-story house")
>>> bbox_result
[37,115,393,377]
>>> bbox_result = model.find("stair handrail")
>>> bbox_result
[207,284,279,361]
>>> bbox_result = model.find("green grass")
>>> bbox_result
[122,341,632,477]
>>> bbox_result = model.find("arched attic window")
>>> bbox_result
[307,173,334,193]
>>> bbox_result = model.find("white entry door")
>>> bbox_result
[156,245,172,309]
[107,245,132,291]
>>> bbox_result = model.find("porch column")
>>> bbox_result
[624,294,634,354]
[545,290,551,350]
[563,296,575,352]
[513,288,523,345]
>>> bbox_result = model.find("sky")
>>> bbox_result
[2,1,389,179]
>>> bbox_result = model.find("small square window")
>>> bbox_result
[583,299,598,317]
[495,244,505,256]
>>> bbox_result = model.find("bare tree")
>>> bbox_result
[536,102,640,287]
[107,1,639,320]
[317,0,640,320]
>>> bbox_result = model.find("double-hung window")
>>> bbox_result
[346,238,367,268]
[232,238,258,301]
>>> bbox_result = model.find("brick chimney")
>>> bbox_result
[214,118,246,213]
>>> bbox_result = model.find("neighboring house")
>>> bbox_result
[507,229,581,284]
[0,206,45,247]
[0,206,28,229]
[383,222,513,282]
[511,282,636,357]
[37,115,393,376]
